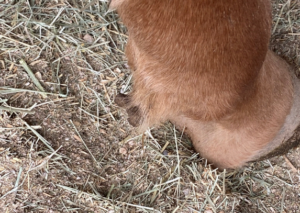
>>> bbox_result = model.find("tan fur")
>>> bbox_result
[112,0,294,169]
[171,51,293,168]
[108,0,127,10]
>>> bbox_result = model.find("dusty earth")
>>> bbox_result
[0,0,299,212]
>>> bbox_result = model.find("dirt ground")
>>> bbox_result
[0,0,299,212]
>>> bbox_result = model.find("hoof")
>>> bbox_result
[115,93,143,127]
[115,93,131,108]
[126,106,142,127]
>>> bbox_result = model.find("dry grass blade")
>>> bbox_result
[284,155,298,173]
[70,119,99,166]
[0,167,22,200]
[56,184,156,211]
[0,105,34,114]
[0,87,68,97]
[23,120,54,152]
[19,59,46,98]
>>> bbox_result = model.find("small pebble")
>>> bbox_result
[119,147,127,155]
